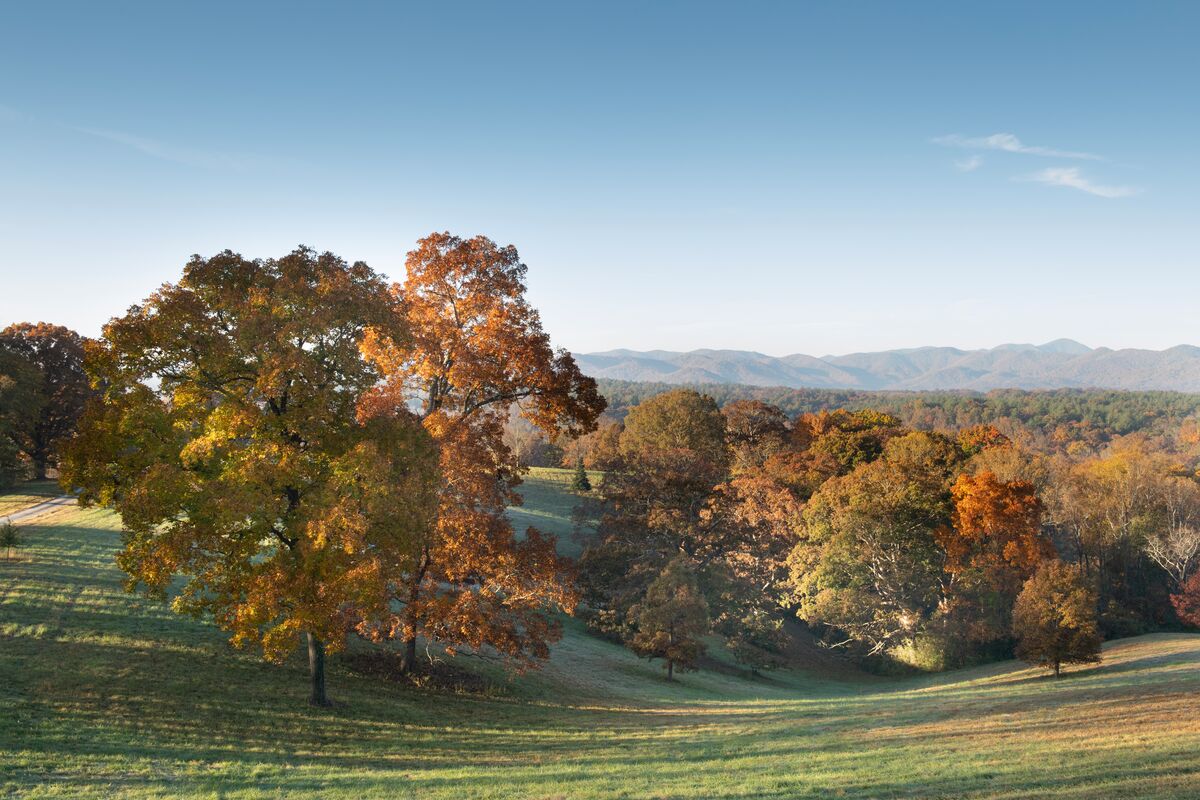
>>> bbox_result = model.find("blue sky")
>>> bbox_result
[1,1,1196,356]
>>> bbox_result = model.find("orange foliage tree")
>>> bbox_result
[1170,570,1200,627]
[938,470,1053,643]
[61,248,440,705]
[942,471,1051,585]
[559,417,623,470]
[360,232,605,672]
[957,424,1011,457]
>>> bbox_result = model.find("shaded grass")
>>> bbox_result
[0,480,63,516]
[3,504,1200,798]
[507,467,600,558]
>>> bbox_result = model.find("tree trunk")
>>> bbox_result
[400,635,418,675]
[399,556,427,675]
[1053,660,1061,679]
[667,659,674,681]
[307,633,331,706]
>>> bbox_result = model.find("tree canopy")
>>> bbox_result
[1012,561,1102,677]
[0,348,43,488]
[62,247,440,705]
[0,322,91,479]
[359,232,605,673]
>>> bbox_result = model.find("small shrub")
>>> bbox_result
[0,522,19,561]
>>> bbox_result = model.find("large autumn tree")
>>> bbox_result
[943,471,1049,581]
[0,323,92,479]
[788,431,962,656]
[359,232,604,673]
[61,247,440,705]
[579,389,731,638]
[936,470,1053,644]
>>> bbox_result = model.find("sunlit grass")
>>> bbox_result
[0,480,62,516]
[3,498,1200,797]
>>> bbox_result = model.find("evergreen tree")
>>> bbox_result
[570,457,592,492]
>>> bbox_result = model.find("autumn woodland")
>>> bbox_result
[0,231,1199,797]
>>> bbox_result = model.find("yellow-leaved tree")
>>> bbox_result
[62,247,440,705]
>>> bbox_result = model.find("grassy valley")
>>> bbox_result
[4,478,1200,799]
[505,467,600,558]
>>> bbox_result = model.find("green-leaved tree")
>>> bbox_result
[0,349,43,488]
[629,559,710,680]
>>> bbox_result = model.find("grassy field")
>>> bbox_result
[3,483,1200,798]
[506,466,601,557]
[0,480,63,517]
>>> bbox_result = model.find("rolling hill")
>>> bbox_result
[574,340,1200,392]
[5,475,1200,798]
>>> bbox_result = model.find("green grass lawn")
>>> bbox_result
[0,480,63,517]
[506,466,601,557]
[4,499,1200,797]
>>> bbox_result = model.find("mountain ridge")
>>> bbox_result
[573,340,1200,392]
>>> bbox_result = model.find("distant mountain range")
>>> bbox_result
[573,340,1200,392]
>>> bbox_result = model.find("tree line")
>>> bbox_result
[597,379,1200,454]
[574,392,1200,677]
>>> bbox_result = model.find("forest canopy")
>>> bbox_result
[596,380,1200,451]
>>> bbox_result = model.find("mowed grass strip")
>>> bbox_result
[2,500,1200,797]
[0,480,64,517]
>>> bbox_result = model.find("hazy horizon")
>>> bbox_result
[579,338,1200,359]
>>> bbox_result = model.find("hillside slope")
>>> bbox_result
[4,499,1200,797]
[575,341,1200,392]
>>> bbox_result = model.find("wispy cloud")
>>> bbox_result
[955,155,983,172]
[78,127,257,170]
[934,132,1102,161]
[1018,167,1139,198]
